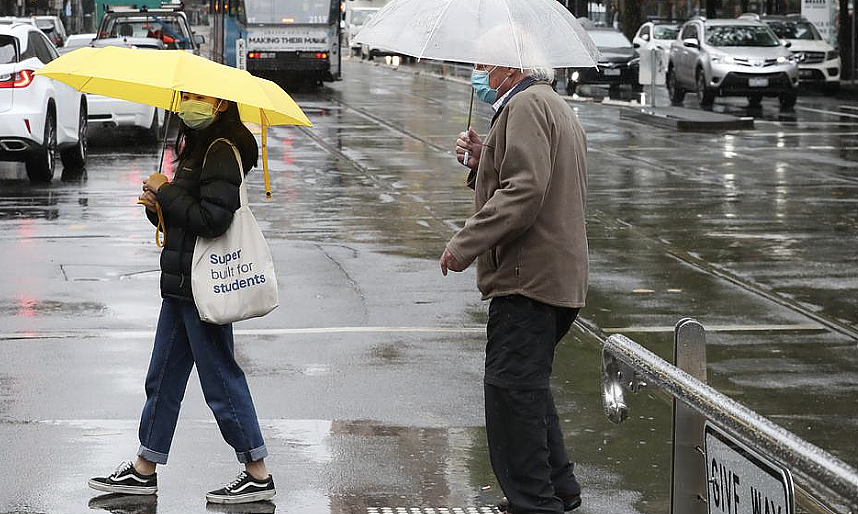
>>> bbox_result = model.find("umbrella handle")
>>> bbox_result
[155,201,166,248]
[260,108,271,198]
[461,88,474,168]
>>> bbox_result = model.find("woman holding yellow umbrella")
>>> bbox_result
[35,45,312,505]
[88,91,276,504]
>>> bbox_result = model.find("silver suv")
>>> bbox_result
[667,17,800,109]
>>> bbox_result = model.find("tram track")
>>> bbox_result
[303,63,858,343]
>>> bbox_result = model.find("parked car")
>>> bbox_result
[58,33,95,55]
[667,17,799,109]
[95,7,203,54]
[88,8,193,141]
[633,21,680,60]
[0,20,87,182]
[567,26,641,94]
[32,16,67,48]
[347,7,379,55]
[751,14,841,95]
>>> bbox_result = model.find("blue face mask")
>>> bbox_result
[471,68,498,104]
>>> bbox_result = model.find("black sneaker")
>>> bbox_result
[206,471,276,504]
[88,461,158,495]
[497,494,581,512]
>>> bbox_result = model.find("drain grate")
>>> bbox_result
[368,508,498,514]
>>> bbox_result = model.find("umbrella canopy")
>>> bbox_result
[35,46,312,199]
[354,0,600,69]
[35,46,311,126]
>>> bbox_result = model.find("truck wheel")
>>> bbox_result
[667,67,685,105]
[61,102,87,170]
[696,69,715,108]
[779,90,797,110]
[26,110,57,183]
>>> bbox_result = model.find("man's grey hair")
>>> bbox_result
[526,67,555,83]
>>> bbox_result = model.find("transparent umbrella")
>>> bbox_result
[353,0,600,69]
[354,0,600,164]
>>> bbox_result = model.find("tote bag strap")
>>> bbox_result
[203,137,247,208]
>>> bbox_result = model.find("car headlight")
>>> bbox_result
[777,56,788,63]
[712,54,735,64]
[826,50,839,61]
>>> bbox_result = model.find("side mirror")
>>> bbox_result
[193,34,205,45]
[642,34,650,41]
[782,39,792,48]
[683,38,699,49]
[633,42,640,48]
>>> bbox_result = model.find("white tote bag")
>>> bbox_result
[191,139,279,324]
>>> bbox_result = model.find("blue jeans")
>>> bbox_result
[137,298,268,464]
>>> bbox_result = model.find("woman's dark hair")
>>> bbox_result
[173,100,259,173]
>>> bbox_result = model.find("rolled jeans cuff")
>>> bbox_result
[138,445,169,465]
[237,444,268,464]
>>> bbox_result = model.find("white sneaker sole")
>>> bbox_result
[88,479,157,495]
[206,489,276,504]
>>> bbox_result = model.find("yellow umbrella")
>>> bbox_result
[35,45,312,196]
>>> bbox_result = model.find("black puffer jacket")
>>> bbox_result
[146,114,257,301]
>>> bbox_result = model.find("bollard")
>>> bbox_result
[650,47,658,109]
[670,318,708,514]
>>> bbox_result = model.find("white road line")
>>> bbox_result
[796,106,858,119]
[602,323,824,334]
[0,326,487,341]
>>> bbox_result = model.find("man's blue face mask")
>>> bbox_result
[471,67,498,104]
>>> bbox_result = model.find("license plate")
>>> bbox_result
[749,77,769,87]
[799,70,814,78]
[603,68,621,76]
[705,422,795,514]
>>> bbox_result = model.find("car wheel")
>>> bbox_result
[779,90,798,110]
[696,69,715,108]
[143,109,160,143]
[26,109,57,183]
[61,101,88,170]
[566,80,578,95]
[823,82,840,96]
[667,67,685,105]
[747,94,763,108]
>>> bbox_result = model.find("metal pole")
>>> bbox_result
[849,0,858,84]
[650,46,657,108]
[670,319,708,514]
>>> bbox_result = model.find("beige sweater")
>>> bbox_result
[446,82,589,308]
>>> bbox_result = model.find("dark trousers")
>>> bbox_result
[137,298,267,464]
[485,295,581,514]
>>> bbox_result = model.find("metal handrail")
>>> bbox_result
[603,333,858,514]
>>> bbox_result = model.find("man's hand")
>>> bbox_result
[143,173,168,194]
[455,127,482,169]
[137,191,157,213]
[440,248,466,276]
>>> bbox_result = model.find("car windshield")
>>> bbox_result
[0,35,16,64]
[706,25,780,47]
[350,9,377,26]
[244,0,331,24]
[35,20,55,30]
[653,25,679,39]
[765,20,821,40]
[589,30,632,48]
[98,15,192,49]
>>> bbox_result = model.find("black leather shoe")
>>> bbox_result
[496,494,581,512]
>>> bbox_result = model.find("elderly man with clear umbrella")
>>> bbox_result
[440,63,589,514]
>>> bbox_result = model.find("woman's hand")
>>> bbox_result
[137,191,158,213]
[143,173,168,194]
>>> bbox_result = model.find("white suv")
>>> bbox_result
[756,14,841,95]
[0,20,87,182]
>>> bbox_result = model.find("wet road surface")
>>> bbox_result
[0,58,856,514]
